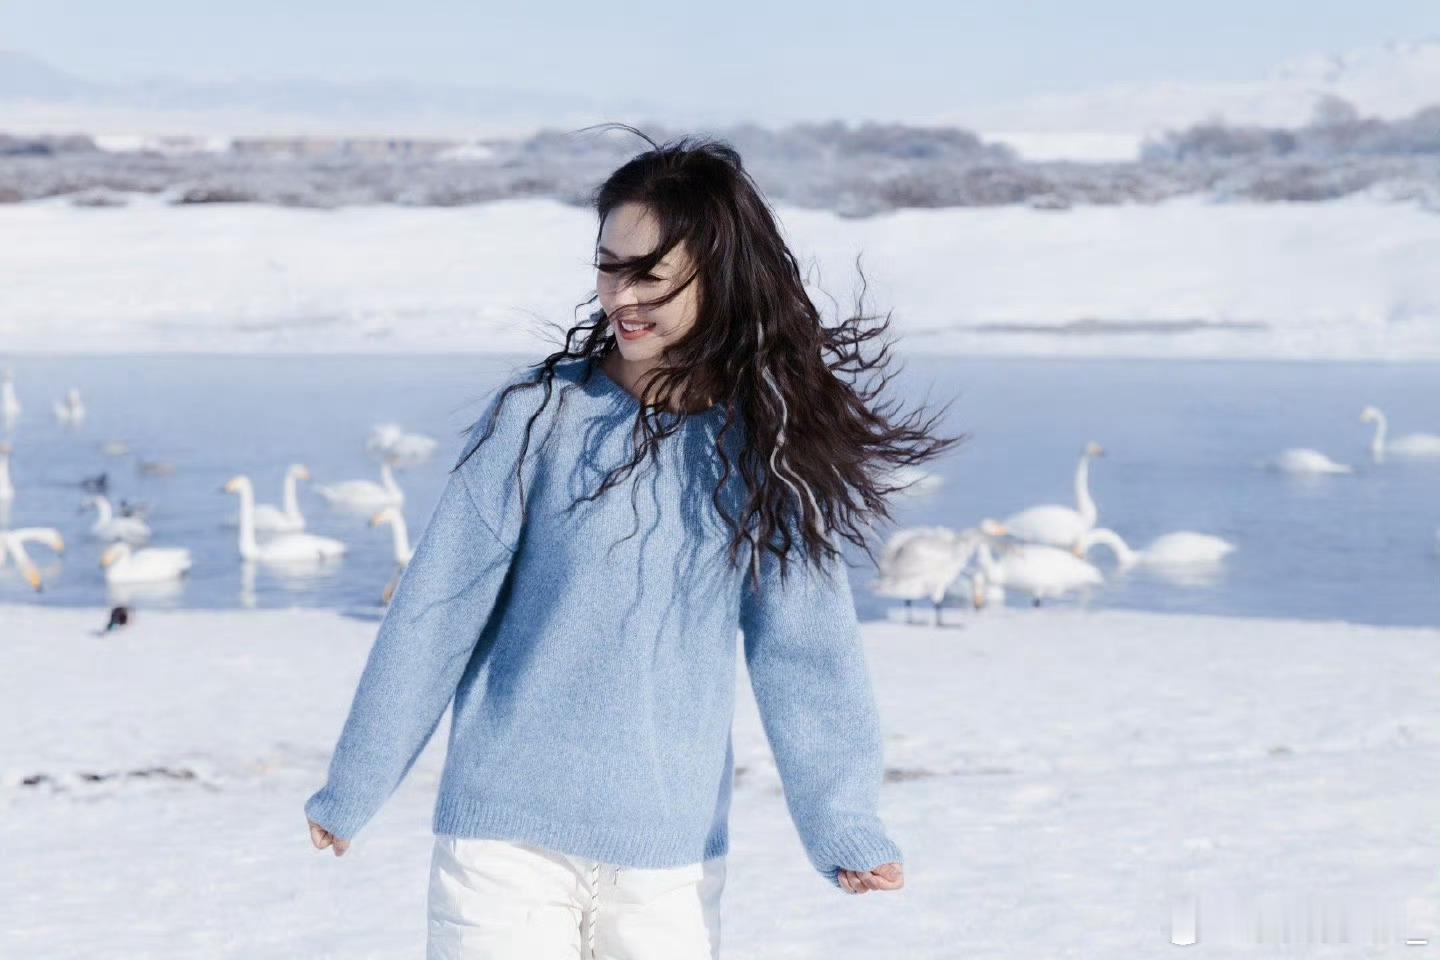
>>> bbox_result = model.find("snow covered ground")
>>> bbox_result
[1,192,1436,360]
[4,602,1437,957]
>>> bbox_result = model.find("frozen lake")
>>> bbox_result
[1,353,1437,626]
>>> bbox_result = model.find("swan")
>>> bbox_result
[82,495,151,543]
[1075,527,1235,570]
[0,527,64,591]
[1360,406,1440,462]
[1001,441,1105,548]
[223,475,346,563]
[227,464,310,534]
[53,387,85,425]
[1265,448,1352,475]
[101,541,192,584]
[0,441,13,501]
[366,423,439,468]
[314,461,404,510]
[971,524,1103,607]
[870,525,982,625]
[371,505,415,606]
[1,368,19,424]
[371,505,415,566]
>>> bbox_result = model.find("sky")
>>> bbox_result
[1,0,1437,118]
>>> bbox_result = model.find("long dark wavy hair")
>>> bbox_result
[454,124,964,589]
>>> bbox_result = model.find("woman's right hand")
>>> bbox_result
[308,818,351,857]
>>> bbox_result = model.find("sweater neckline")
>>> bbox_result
[588,356,721,420]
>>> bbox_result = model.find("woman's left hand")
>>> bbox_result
[839,862,904,894]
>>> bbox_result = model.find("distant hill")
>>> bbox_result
[0,49,667,138]
[957,37,1440,158]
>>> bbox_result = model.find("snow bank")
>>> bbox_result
[3,602,1437,956]
[0,193,1436,360]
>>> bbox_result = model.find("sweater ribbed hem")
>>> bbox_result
[304,785,380,842]
[432,795,729,868]
[813,827,905,888]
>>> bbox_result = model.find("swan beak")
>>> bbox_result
[100,545,118,567]
[24,566,41,591]
[980,519,1008,538]
[369,510,388,527]
[297,467,312,481]
[1071,545,1084,557]
[972,582,986,609]
[54,536,66,553]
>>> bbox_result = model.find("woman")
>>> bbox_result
[304,127,962,958]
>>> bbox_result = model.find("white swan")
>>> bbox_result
[1,368,19,424]
[1075,527,1235,570]
[870,525,981,625]
[100,541,192,584]
[971,533,1103,607]
[1265,448,1352,475]
[371,505,415,565]
[314,461,404,510]
[53,387,85,425]
[83,495,152,543]
[0,527,64,591]
[366,423,439,468]
[370,506,415,606]
[227,464,310,534]
[0,441,14,501]
[1361,405,1440,462]
[1001,441,1104,548]
[224,475,346,563]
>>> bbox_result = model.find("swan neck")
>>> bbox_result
[1370,412,1387,458]
[7,535,32,567]
[975,541,999,577]
[1074,455,1097,524]
[235,484,257,558]
[282,470,302,517]
[388,517,410,563]
[1092,528,1136,566]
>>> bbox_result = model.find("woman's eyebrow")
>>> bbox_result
[597,245,664,266]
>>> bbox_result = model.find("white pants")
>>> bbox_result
[427,836,726,959]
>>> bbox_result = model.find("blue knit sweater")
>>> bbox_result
[303,356,903,888]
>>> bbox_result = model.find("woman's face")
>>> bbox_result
[596,202,700,362]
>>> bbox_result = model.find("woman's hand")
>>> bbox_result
[839,862,904,894]
[308,819,351,857]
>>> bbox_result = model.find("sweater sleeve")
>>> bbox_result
[738,529,904,889]
[303,380,540,840]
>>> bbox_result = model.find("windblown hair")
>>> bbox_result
[455,123,964,589]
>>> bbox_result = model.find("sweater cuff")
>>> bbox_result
[813,826,904,888]
[303,784,381,842]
